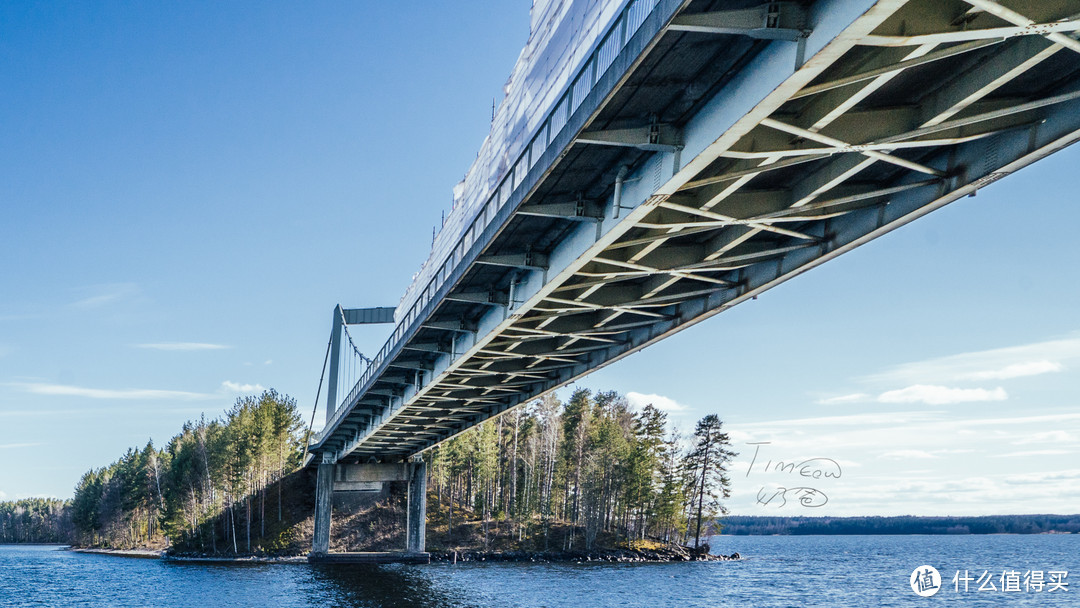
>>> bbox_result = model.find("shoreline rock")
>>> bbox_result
[70,547,164,559]
[429,546,740,564]
[70,544,741,565]
[163,553,307,564]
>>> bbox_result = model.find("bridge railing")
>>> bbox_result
[321,0,663,438]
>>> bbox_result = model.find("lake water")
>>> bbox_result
[1,536,1078,607]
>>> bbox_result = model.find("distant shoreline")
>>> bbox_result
[717,514,1080,535]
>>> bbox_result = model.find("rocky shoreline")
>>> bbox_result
[430,545,740,564]
[164,553,307,564]
[70,548,164,559]
[73,544,740,564]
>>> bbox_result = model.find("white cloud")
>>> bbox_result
[72,294,124,308]
[0,443,41,450]
[726,397,1080,516]
[0,490,6,499]
[13,382,215,401]
[877,384,1007,405]
[1003,469,1080,485]
[879,449,938,460]
[863,334,1080,385]
[136,342,230,351]
[815,393,870,405]
[1011,430,1074,445]
[221,381,266,394]
[994,449,1074,458]
[964,412,1080,426]
[626,391,686,412]
[264,360,273,365]
[737,410,946,429]
[878,447,978,460]
[959,360,1063,381]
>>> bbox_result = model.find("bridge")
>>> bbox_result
[304,0,1080,559]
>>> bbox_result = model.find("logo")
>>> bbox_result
[911,565,942,597]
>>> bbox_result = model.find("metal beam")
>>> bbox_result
[341,307,396,325]
[667,4,808,41]
[576,124,681,152]
[476,252,549,270]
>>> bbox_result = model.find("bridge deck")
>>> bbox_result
[312,0,1080,464]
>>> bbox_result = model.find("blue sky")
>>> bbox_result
[2,2,1078,516]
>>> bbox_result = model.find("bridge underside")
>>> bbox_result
[313,0,1080,465]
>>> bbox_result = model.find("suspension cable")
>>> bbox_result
[301,332,333,466]
[338,306,374,366]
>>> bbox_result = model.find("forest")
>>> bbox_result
[0,498,73,544]
[1,387,737,554]
[424,388,735,551]
[68,389,305,551]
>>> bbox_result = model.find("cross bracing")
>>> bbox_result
[310,0,1080,465]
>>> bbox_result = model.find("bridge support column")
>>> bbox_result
[406,459,427,553]
[312,462,334,555]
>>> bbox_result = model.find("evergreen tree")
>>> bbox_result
[685,415,736,548]
[69,389,303,552]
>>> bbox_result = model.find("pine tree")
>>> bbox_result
[685,415,736,549]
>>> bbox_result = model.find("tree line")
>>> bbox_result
[69,389,305,551]
[5,387,739,553]
[0,498,73,543]
[425,388,735,551]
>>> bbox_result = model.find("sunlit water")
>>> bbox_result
[1,536,1078,607]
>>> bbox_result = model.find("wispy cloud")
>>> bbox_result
[136,342,230,351]
[959,360,1063,381]
[626,391,687,412]
[1010,430,1074,445]
[221,381,265,394]
[993,449,1074,458]
[12,382,215,401]
[0,442,42,450]
[815,393,870,405]
[879,449,939,460]
[963,412,1080,426]
[878,448,976,460]
[70,283,140,309]
[863,334,1080,385]
[737,411,946,429]
[877,384,1007,405]
[727,401,1080,515]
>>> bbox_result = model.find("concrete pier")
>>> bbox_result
[310,460,428,560]
[312,462,334,555]
[406,460,427,554]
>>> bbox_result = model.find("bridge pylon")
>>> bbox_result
[308,456,430,563]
